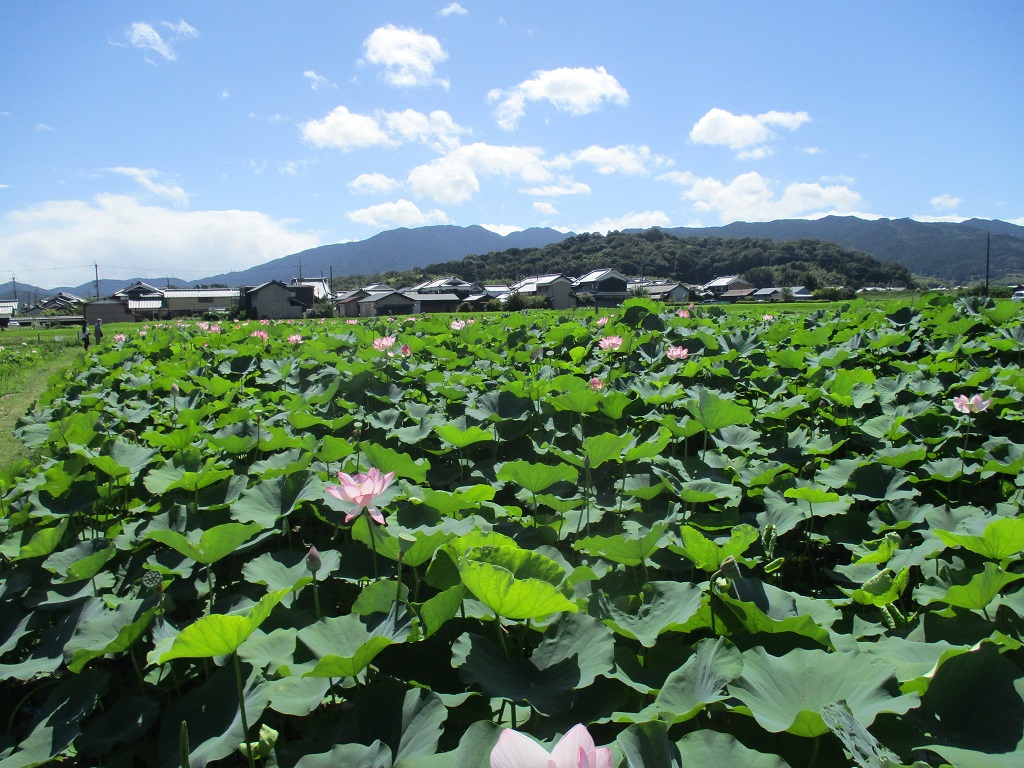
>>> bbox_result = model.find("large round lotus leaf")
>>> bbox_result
[728,646,918,738]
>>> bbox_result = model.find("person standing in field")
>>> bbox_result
[80,321,90,351]
[93,318,103,345]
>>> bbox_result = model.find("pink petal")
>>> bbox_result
[368,507,386,525]
[550,725,595,768]
[325,485,345,501]
[490,729,551,768]
[590,748,612,768]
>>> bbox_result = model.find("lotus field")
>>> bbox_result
[4,296,1024,768]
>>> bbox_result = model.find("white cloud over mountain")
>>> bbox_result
[488,66,629,130]
[690,108,811,158]
[347,199,450,227]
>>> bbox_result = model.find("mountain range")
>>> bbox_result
[3,216,1022,301]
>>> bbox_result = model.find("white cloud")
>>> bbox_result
[381,109,466,151]
[587,211,671,233]
[931,194,961,211]
[407,143,552,204]
[126,20,197,61]
[348,173,401,195]
[301,107,465,152]
[1008,217,1024,227]
[0,194,318,287]
[278,159,316,177]
[347,199,450,228]
[438,2,468,16]
[533,201,558,216]
[481,223,521,236]
[664,170,862,223]
[35,123,52,132]
[488,66,629,130]
[571,144,670,175]
[363,25,449,89]
[911,214,969,223]
[300,106,392,151]
[736,146,773,160]
[108,167,189,206]
[521,177,590,197]
[689,108,811,158]
[303,70,332,90]
[801,146,823,155]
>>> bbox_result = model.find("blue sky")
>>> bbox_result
[2,2,1022,288]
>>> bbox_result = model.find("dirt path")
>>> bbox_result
[0,351,80,472]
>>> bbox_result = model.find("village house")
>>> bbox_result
[573,269,630,307]
[499,274,575,310]
[240,281,315,320]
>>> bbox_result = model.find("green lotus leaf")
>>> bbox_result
[143,453,234,495]
[231,472,324,527]
[434,423,493,449]
[614,721,681,768]
[847,568,909,607]
[675,729,790,768]
[784,486,840,504]
[684,385,754,432]
[581,431,634,469]
[299,606,408,678]
[290,741,392,768]
[457,545,576,620]
[591,581,703,647]
[66,599,159,673]
[14,519,70,560]
[147,521,264,565]
[452,613,613,715]
[361,443,430,483]
[75,695,159,759]
[935,516,1024,561]
[936,562,1023,610]
[728,646,918,738]
[263,676,330,717]
[574,523,667,567]
[670,524,759,572]
[496,459,578,494]
[715,584,836,646]
[151,586,291,663]
[88,440,160,480]
[645,637,743,723]
[419,485,495,517]
[417,585,466,638]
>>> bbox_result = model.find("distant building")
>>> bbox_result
[702,276,753,296]
[631,281,692,303]
[499,274,575,310]
[241,281,314,320]
[573,269,630,307]
[291,277,331,300]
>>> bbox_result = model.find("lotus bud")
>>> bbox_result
[305,545,322,573]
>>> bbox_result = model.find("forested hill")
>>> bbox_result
[422,229,914,289]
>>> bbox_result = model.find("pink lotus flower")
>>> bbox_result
[210,324,222,333]
[451,319,467,331]
[666,345,688,360]
[677,309,689,318]
[490,725,611,768]
[113,333,127,342]
[589,377,604,391]
[400,343,412,356]
[326,467,396,525]
[762,314,775,322]
[373,335,397,351]
[250,329,269,341]
[598,335,622,351]
[596,316,610,327]
[288,333,303,344]
[347,319,358,325]
[260,319,271,325]
[953,394,991,414]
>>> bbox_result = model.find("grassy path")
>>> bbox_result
[0,349,81,473]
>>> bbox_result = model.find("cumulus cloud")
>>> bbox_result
[108,167,190,206]
[488,66,629,130]
[572,144,670,175]
[303,70,332,90]
[125,20,197,61]
[664,170,862,223]
[481,223,522,236]
[0,194,318,287]
[931,194,961,211]
[347,199,450,228]
[439,2,468,16]
[533,201,558,216]
[521,177,590,197]
[587,211,671,233]
[363,25,449,89]
[690,108,811,158]
[407,143,552,204]
[348,173,401,194]
[301,106,464,152]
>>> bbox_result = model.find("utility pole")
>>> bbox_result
[11,274,16,305]
[94,261,100,300]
